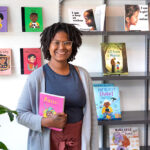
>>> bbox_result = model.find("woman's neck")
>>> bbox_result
[48,60,70,75]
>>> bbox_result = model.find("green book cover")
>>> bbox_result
[21,7,43,32]
[101,43,128,75]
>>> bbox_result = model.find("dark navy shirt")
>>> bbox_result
[43,63,86,123]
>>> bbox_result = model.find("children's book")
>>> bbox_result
[93,84,121,121]
[109,127,140,150]
[21,7,43,32]
[68,8,96,31]
[20,48,42,74]
[0,48,11,75]
[124,5,149,31]
[0,7,8,32]
[101,43,128,75]
[39,92,65,131]
[94,4,106,31]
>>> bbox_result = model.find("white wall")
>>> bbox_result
[0,0,149,149]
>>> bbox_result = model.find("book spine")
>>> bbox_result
[21,7,25,32]
[20,48,24,74]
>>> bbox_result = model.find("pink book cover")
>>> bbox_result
[39,92,65,131]
[20,48,42,74]
[0,48,11,75]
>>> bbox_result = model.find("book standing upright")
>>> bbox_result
[21,7,43,32]
[101,43,128,75]
[0,7,8,32]
[0,48,11,75]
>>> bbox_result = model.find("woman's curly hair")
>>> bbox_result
[40,22,82,62]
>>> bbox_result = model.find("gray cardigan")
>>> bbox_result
[17,65,99,150]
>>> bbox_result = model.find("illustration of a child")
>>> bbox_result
[27,54,38,71]
[83,9,96,30]
[0,54,8,71]
[125,5,140,31]
[116,61,120,72]
[0,13,4,29]
[29,13,40,29]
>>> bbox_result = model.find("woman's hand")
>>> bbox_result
[41,113,67,129]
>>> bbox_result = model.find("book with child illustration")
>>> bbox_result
[0,6,8,32]
[109,127,140,150]
[68,8,96,31]
[39,92,65,131]
[124,5,149,31]
[101,43,128,75]
[0,48,11,75]
[21,7,43,32]
[93,83,121,121]
[20,48,42,74]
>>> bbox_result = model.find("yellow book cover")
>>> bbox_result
[101,43,128,75]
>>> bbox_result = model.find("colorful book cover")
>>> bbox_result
[109,127,140,150]
[125,5,149,31]
[21,7,43,32]
[0,48,11,75]
[94,4,106,31]
[68,8,96,31]
[93,84,121,121]
[0,7,8,32]
[101,43,128,75]
[20,48,42,74]
[39,92,65,131]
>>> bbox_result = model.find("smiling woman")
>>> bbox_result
[16,22,99,150]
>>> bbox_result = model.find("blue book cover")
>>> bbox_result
[93,84,121,121]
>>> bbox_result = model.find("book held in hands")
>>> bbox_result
[93,83,121,121]
[0,48,11,75]
[39,92,65,131]
[109,127,140,150]
[101,43,128,75]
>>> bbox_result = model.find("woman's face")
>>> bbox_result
[130,11,139,25]
[49,31,72,63]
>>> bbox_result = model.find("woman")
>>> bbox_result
[17,22,99,150]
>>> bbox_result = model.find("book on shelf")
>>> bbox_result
[0,48,11,75]
[101,43,128,75]
[21,7,43,32]
[125,5,149,31]
[109,127,140,150]
[20,48,42,74]
[39,92,65,131]
[68,8,96,31]
[94,4,106,31]
[93,83,121,121]
[0,6,8,32]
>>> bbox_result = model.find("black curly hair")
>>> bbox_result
[40,22,82,62]
[125,5,140,21]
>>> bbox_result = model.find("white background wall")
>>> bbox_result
[0,0,149,149]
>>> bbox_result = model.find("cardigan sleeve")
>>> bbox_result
[16,74,43,132]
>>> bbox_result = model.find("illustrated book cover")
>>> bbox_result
[21,7,43,32]
[39,92,65,131]
[94,4,106,31]
[20,48,42,74]
[0,6,8,32]
[93,84,121,121]
[109,127,140,150]
[101,43,128,75]
[68,8,96,31]
[125,5,149,31]
[0,48,11,75]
